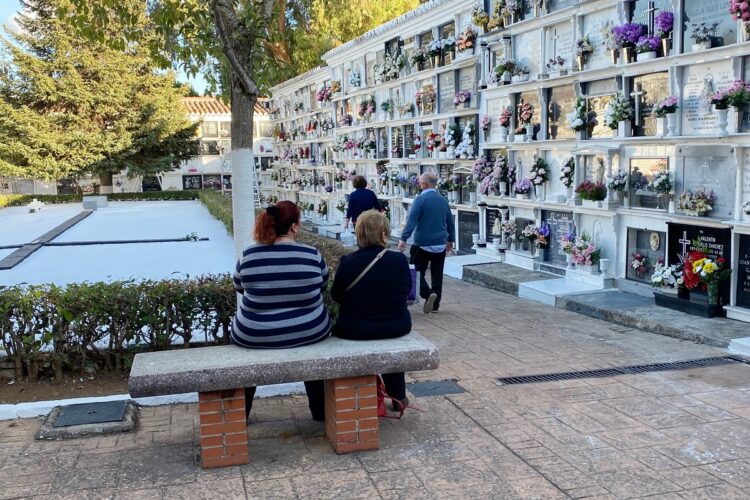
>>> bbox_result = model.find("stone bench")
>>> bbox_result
[128,332,439,468]
[82,195,108,210]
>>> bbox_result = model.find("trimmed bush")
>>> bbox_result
[0,190,200,208]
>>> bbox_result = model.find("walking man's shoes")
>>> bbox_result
[423,292,437,314]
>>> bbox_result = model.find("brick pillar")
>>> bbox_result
[198,388,249,468]
[324,375,379,453]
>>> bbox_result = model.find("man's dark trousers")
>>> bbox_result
[410,245,446,311]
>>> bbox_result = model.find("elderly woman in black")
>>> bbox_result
[331,210,412,408]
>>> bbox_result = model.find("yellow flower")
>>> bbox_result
[703,261,718,274]
[692,258,706,273]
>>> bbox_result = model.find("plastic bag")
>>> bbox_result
[341,228,356,247]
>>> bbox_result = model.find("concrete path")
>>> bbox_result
[2,279,750,499]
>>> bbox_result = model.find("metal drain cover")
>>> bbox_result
[406,380,466,397]
[53,400,127,427]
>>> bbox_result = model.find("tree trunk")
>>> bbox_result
[99,172,114,194]
[230,77,257,260]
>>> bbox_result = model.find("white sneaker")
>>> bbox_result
[423,293,437,314]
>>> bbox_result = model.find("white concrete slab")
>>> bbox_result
[0,203,84,246]
[728,337,750,357]
[518,278,603,306]
[444,254,502,280]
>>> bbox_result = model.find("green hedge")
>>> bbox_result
[0,190,200,208]
[0,276,235,381]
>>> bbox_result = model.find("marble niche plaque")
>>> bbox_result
[683,0,738,51]
[582,156,607,184]
[458,67,477,94]
[519,90,541,136]
[736,234,750,309]
[458,211,479,255]
[681,61,734,135]
[542,210,574,266]
[585,78,619,139]
[631,72,669,137]
[438,71,456,114]
[675,145,736,219]
[486,97,510,143]
[631,0,675,34]
[626,228,667,284]
[548,85,577,140]
[514,30,542,78]
[546,22,574,73]
[582,9,618,70]
[486,206,501,240]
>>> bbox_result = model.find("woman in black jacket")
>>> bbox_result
[331,210,412,406]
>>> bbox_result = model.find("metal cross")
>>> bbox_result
[630,84,646,127]
[551,28,560,60]
[679,231,691,257]
[646,1,658,36]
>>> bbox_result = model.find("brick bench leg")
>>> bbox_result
[198,388,249,468]
[324,375,379,454]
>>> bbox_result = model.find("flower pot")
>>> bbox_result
[576,129,587,141]
[577,263,599,274]
[514,133,526,143]
[691,40,711,52]
[467,144,475,157]
[657,194,670,210]
[439,151,447,159]
[511,74,529,83]
[661,37,672,57]
[666,113,677,137]
[582,199,602,209]
[611,128,618,138]
[566,186,573,201]
[656,116,666,138]
[502,71,512,83]
[535,183,545,202]
[499,181,508,197]
[499,126,509,142]
[469,191,477,206]
[637,51,657,61]
[432,150,439,159]
[716,107,729,136]
[447,146,456,158]
[525,124,534,141]
[516,193,528,200]
[450,190,459,203]
[576,55,585,72]
[618,120,632,138]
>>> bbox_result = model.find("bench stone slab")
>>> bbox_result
[82,195,108,209]
[128,332,439,398]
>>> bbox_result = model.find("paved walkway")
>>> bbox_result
[2,278,750,499]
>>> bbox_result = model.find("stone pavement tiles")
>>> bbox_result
[2,278,750,499]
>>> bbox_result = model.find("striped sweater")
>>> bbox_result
[231,242,331,348]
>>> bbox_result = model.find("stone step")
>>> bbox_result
[728,337,750,357]
[518,278,603,306]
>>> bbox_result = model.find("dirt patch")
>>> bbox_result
[0,373,129,404]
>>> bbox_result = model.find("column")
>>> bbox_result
[198,389,249,468]
[324,375,379,454]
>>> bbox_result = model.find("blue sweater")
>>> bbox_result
[400,189,455,246]
[346,188,380,222]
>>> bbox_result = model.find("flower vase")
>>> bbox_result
[657,193,670,210]
[447,146,456,158]
[483,130,490,142]
[691,40,711,52]
[576,129,587,141]
[514,133,526,143]
[618,120,632,138]
[636,51,656,62]
[609,49,619,65]
[661,37,672,57]
[499,181,508,197]
[469,191,477,207]
[566,186,573,201]
[499,233,508,250]
[620,47,634,64]
[432,150,439,159]
[535,183,545,202]
[576,55,585,72]
[666,113,677,137]
[656,117,666,138]
[525,125,534,141]
[716,108,729,136]
[565,253,574,269]
[516,192,527,200]
[499,126,509,142]
[467,144,475,157]
[439,150,447,159]
[707,281,719,305]
[529,242,537,257]
[431,55,440,68]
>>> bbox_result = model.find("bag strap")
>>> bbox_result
[345,248,387,292]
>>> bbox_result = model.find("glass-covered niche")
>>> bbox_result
[629,157,669,210]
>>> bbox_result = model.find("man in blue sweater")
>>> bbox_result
[398,173,455,313]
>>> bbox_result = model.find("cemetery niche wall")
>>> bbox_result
[265,0,750,322]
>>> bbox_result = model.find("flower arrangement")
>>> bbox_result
[567,97,597,132]
[437,177,455,191]
[380,99,393,114]
[427,39,443,57]
[443,124,459,150]
[575,181,607,201]
[546,56,565,73]
[362,138,377,152]
[499,107,512,128]
[631,253,650,276]
[518,100,534,125]
[514,177,532,194]
[317,201,327,216]
[561,231,576,255]
[512,64,530,77]
[336,201,346,213]
[316,86,332,102]
[653,96,679,117]
[456,27,477,53]
[691,255,731,287]
[501,220,516,237]
[442,36,457,54]
[409,48,427,68]
[321,118,335,132]
[502,0,523,18]
[408,173,421,192]
[480,114,492,132]
[427,132,441,152]
[576,36,594,56]
[487,1,504,29]
[690,22,718,43]
[651,261,683,288]
[655,11,674,38]
[398,103,415,115]
[472,6,489,27]
[606,169,628,192]
[325,185,334,193]
[649,170,672,194]
[529,155,548,186]
[330,81,341,93]
[494,59,516,79]
[570,232,601,266]
[612,23,646,48]
[560,157,575,188]
[604,95,634,128]
[473,156,494,182]
[521,223,550,247]
[413,135,421,153]
[293,102,304,112]
[453,90,471,106]
[456,122,475,157]
[339,114,353,127]
[678,188,715,216]
[730,0,750,22]
[636,35,661,54]
[601,26,618,51]
[349,70,361,87]
[726,79,750,109]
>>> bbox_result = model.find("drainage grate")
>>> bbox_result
[53,400,127,427]
[406,380,466,397]
[497,356,744,385]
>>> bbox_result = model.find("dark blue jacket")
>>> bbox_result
[400,189,455,246]
[346,188,380,222]
[331,246,412,340]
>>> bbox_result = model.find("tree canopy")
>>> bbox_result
[0,0,198,183]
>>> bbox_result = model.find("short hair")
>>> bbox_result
[254,200,300,245]
[355,210,390,248]
[420,172,437,187]
[353,175,368,189]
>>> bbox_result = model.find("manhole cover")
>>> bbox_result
[53,400,127,427]
[406,380,465,397]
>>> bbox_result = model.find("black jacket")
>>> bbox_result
[331,246,412,340]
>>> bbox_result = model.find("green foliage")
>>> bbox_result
[0,190,200,208]
[197,190,234,235]
[0,276,236,380]
[0,0,199,182]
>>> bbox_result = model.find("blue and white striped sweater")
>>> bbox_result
[231,242,331,348]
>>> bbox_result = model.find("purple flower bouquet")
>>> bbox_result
[655,11,674,38]
[612,23,646,48]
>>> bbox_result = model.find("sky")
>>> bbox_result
[0,0,208,94]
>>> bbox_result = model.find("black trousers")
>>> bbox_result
[382,372,406,401]
[410,245,446,310]
[245,381,325,420]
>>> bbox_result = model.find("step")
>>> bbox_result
[728,337,750,357]
[443,254,503,280]
[518,278,604,307]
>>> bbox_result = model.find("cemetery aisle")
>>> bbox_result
[2,278,750,498]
